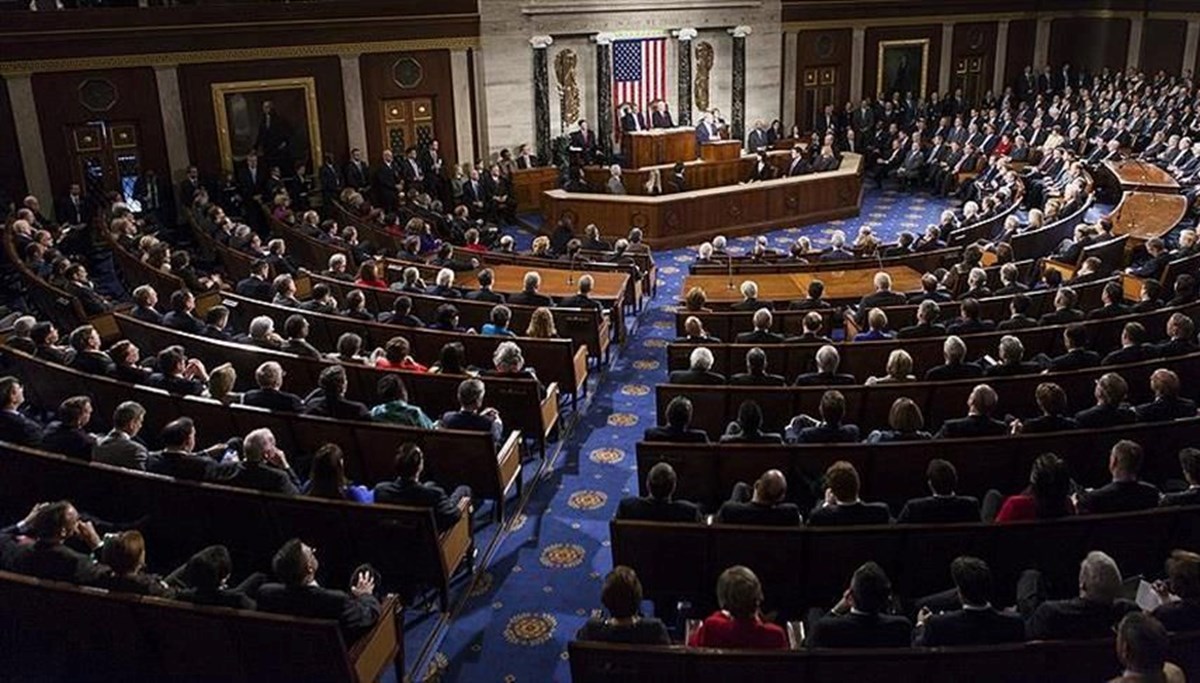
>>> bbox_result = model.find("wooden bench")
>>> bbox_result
[635,417,1200,512]
[0,569,404,682]
[569,630,1200,683]
[656,350,1200,438]
[610,503,1200,621]
[2,347,523,523]
[112,312,560,458]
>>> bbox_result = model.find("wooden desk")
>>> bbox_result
[584,149,795,195]
[700,140,742,162]
[453,263,629,301]
[511,166,559,213]
[545,154,863,250]
[682,265,923,303]
[1103,160,1181,193]
[1111,191,1188,245]
[622,128,697,168]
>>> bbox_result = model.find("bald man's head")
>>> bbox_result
[754,469,787,505]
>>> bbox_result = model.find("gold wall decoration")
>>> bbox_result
[694,40,714,113]
[876,38,930,98]
[210,76,322,176]
[554,48,580,130]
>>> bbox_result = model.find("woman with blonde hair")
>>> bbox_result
[207,363,240,404]
[644,168,663,196]
[866,349,915,385]
[525,307,559,338]
[684,286,711,312]
[530,235,552,258]
[865,397,931,442]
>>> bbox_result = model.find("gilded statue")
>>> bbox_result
[694,41,714,112]
[554,48,581,129]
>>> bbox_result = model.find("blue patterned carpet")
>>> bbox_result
[409,187,964,682]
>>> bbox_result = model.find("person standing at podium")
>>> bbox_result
[620,104,648,133]
[569,120,600,164]
[695,113,720,145]
[651,100,675,129]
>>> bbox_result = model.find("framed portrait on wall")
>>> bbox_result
[210,77,322,176]
[877,39,930,98]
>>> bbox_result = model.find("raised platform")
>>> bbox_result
[541,154,864,250]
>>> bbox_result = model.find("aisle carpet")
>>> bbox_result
[423,187,959,682]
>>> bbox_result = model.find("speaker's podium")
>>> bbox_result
[622,127,697,167]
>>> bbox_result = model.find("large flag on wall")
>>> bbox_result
[612,37,668,136]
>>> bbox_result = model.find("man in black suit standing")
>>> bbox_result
[650,100,674,129]
[0,376,43,447]
[56,182,88,227]
[934,384,1008,438]
[746,119,769,152]
[913,556,1025,646]
[345,148,370,193]
[180,166,204,207]
[257,538,382,642]
[461,168,487,219]
[807,461,891,526]
[373,443,471,531]
[809,562,912,648]
[643,396,710,443]
[319,153,342,208]
[667,347,726,385]
[236,151,266,205]
[715,469,802,526]
[374,149,402,212]
[896,459,981,524]
[616,462,702,523]
[1075,440,1161,514]
[569,119,599,163]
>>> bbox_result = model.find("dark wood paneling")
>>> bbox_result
[795,28,852,130]
[1048,17,1131,73]
[177,58,347,178]
[863,25,942,100]
[0,79,26,206]
[1004,19,1037,89]
[30,67,168,202]
[780,0,1196,23]
[359,50,458,170]
[1141,20,1187,76]
[950,22,998,101]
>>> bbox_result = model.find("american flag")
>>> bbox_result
[613,38,668,126]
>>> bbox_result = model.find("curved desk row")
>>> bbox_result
[542,154,864,249]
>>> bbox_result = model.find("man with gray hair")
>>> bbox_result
[925,335,984,381]
[508,271,553,307]
[559,274,603,310]
[244,315,284,350]
[243,361,304,413]
[437,378,504,442]
[426,267,460,299]
[92,401,148,470]
[606,164,626,195]
[732,280,768,311]
[1022,551,1138,640]
[794,344,856,386]
[855,271,908,326]
[225,427,299,496]
[984,335,1041,377]
[7,315,38,354]
[898,299,948,339]
[668,347,725,385]
[736,308,785,344]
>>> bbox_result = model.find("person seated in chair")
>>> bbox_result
[1135,369,1198,423]
[731,347,787,386]
[896,459,980,524]
[719,400,784,444]
[373,443,471,531]
[794,345,857,386]
[1011,382,1078,434]
[913,556,1025,646]
[898,300,948,339]
[256,539,382,642]
[934,384,1008,438]
[808,562,912,648]
[224,428,300,496]
[1155,313,1200,358]
[984,335,1042,377]
[130,285,163,324]
[789,279,830,310]
[735,308,786,344]
[996,294,1039,331]
[1041,324,1101,372]
[1087,281,1132,320]
[731,280,771,311]
[667,347,725,385]
[1148,550,1200,631]
[852,308,895,341]
[785,311,833,344]
[807,461,891,526]
[436,378,504,443]
[925,335,984,382]
[507,271,555,307]
[675,316,721,344]
[1074,440,1161,515]
[946,298,996,335]
[1038,286,1085,325]
[1103,322,1154,366]
[643,396,710,443]
[716,469,802,526]
[242,361,304,413]
[576,566,672,645]
[67,324,114,377]
[1023,551,1138,640]
[40,396,97,462]
[615,462,702,523]
[786,390,860,444]
[9,501,111,585]
[687,566,789,649]
[559,274,604,310]
[1075,372,1137,428]
[303,366,371,421]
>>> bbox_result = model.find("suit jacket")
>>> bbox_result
[716,501,802,527]
[439,410,500,440]
[997,315,1039,331]
[642,425,710,443]
[10,540,110,585]
[256,583,382,642]
[226,462,299,496]
[924,362,983,383]
[304,395,371,421]
[915,607,1026,646]
[1077,479,1161,514]
[807,501,891,527]
[465,288,507,304]
[235,276,273,301]
[1161,487,1200,507]
[92,430,149,470]
[373,478,463,531]
[792,423,861,444]
[809,612,913,648]
[735,330,786,344]
[0,409,44,447]
[794,371,857,386]
[934,415,1008,439]
[897,322,947,339]
[71,350,115,377]
[40,422,95,461]
[615,496,702,523]
[651,111,675,128]
[147,449,236,482]
[1135,396,1198,423]
[507,291,555,307]
[896,495,981,524]
[1074,403,1137,429]
[1026,597,1139,640]
[345,160,370,190]
[620,112,648,132]
[558,294,604,310]
[667,369,726,385]
[163,311,206,335]
[730,372,787,386]
[1020,414,1078,434]
[569,129,597,151]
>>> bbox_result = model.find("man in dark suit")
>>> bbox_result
[650,101,674,129]
[794,345,857,386]
[666,162,687,193]
[319,153,342,207]
[242,362,305,413]
[64,264,112,316]
[730,347,787,386]
[1075,372,1138,428]
[558,274,604,310]
[507,271,555,307]
[898,300,947,339]
[643,395,710,443]
[924,335,984,382]
[854,272,908,328]
[1023,551,1139,640]
[1155,313,1200,358]
[789,280,830,311]
[616,462,702,523]
[236,152,266,202]
[735,308,786,344]
[1127,237,1171,280]
[914,557,1025,646]
[92,401,149,471]
[225,428,300,496]
[147,418,239,483]
[56,182,88,226]
[437,378,505,443]
[9,501,111,585]
[807,460,890,526]
[1135,369,1198,423]
[730,280,771,312]
[345,148,370,193]
[39,396,97,461]
[257,539,382,642]
[0,376,44,447]
[235,259,273,301]
[746,119,770,152]
[996,294,1039,331]
[180,166,204,207]
[620,104,648,133]
[896,459,981,524]
[1102,322,1155,366]
[374,149,402,212]
[569,119,598,161]
[716,469,802,526]
[809,562,912,648]
[1161,448,1200,507]
[1076,440,1161,514]
[785,145,810,177]
[983,335,1042,377]
[1150,551,1200,633]
[668,347,726,385]
[303,366,372,422]
[787,390,861,445]
[373,444,471,531]
[934,384,1008,438]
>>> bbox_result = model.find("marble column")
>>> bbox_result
[530,35,554,164]
[782,31,798,128]
[729,25,751,144]
[993,20,1010,96]
[939,23,955,95]
[594,33,615,160]
[1185,21,1200,78]
[1126,17,1144,71]
[675,27,697,126]
[1033,18,1052,70]
[339,54,368,157]
[152,65,190,212]
[850,27,866,101]
[5,74,52,212]
[450,48,476,167]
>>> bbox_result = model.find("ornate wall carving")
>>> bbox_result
[694,40,714,112]
[554,48,581,130]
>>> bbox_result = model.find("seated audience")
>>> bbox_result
[643,395,709,443]
[1023,551,1138,640]
[795,345,856,386]
[1075,372,1137,428]
[735,308,785,344]
[1111,612,1187,683]
[786,390,860,444]
[866,348,915,384]
[615,462,702,523]
[720,400,784,444]
[1075,440,1161,514]
[40,395,96,461]
[99,530,175,598]
[808,460,891,526]
[304,443,373,503]
[303,366,371,421]
[992,453,1075,522]
[9,501,110,585]
[913,556,1024,646]
[1012,382,1078,434]
[257,538,382,641]
[1161,448,1200,507]
[147,417,238,482]
[525,307,560,339]
[242,361,304,413]
[853,308,894,341]
[668,347,725,385]
[896,459,980,524]
[808,562,912,648]
[925,335,983,381]
[1135,369,1197,423]
[687,566,789,649]
[1150,550,1200,633]
[898,300,947,339]
[866,397,932,443]
[935,384,1007,438]
[437,378,504,443]
[730,347,787,386]
[373,443,471,531]
[576,566,671,645]
[370,375,434,428]
[92,401,149,470]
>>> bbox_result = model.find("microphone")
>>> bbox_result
[567,252,576,286]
